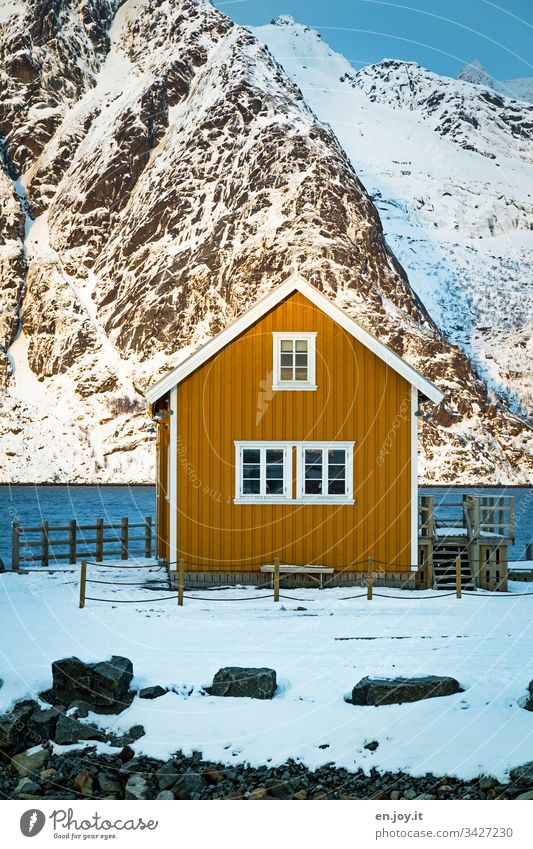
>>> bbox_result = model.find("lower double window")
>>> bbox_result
[235,441,354,504]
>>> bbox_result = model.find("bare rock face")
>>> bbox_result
[0,0,531,483]
[350,675,463,706]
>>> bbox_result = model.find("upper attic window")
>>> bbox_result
[272,332,317,391]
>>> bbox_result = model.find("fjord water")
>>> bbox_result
[0,485,531,569]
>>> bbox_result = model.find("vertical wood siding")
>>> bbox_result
[175,291,412,571]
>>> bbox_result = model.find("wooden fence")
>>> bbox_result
[12,517,153,571]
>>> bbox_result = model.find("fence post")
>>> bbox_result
[121,517,129,560]
[145,516,152,558]
[178,558,185,607]
[273,557,280,603]
[367,557,373,601]
[12,521,20,572]
[79,560,87,609]
[69,520,77,565]
[42,521,49,568]
[455,554,462,599]
[425,549,434,589]
[95,518,104,562]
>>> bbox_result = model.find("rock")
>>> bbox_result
[98,772,122,796]
[208,667,277,700]
[54,714,104,746]
[403,788,417,800]
[510,762,533,786]
[479,775,499,790]
[11,745,50,778]
[138,685,167,700]
[515,789,533,800]
[390,790,402,800]
[105,724,145,747]
[523,680,533,711]
[156,789,175,800]
[156,762,180,790]
[173,772,206,799]
[265,777,293,799]
[364,740,379,751]
[67,701,93,718]
[203,768,225,785]
[249,787,268,799]
[125,774,149,800]
[15,777,41,796]
[351,676,462,706]
[51,656,133,712]
[27,707,60,742]
[119,745,135,763]
[73,770,93,796]
[437,783,454,797]
[40,767,58,781]
[417,793,436,800]
[0,700,40,754]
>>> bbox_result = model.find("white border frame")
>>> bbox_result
[296,443,354,503]
[234,441,355,505]
[272,331,317,391]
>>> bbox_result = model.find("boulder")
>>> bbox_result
[11,745,50,777]
[27,707,60,743]
[51,656,133,712]
[54,714,104,746]
[73,770,94,796]
[208,667,277,700]
[138,685,167,700]
[522,681,533,711]
[156,761,180,790]
[156,789,175,800]
[173,772,206,800]
[125,774,149,800]
[510,762,533,787]
[350,676,462,706]
[15,777,41,798]
[0,700,40,754]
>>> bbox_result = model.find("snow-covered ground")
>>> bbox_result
[2,561,533,782]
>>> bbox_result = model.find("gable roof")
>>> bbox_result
[145,275,445,405]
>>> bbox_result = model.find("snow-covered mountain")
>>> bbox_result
[458,60,533,105]
[0,1,531,484]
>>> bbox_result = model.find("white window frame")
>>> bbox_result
[235,442,292,503]
[296,442,354,503]
[234,441,355,504]
[272,332,317,391]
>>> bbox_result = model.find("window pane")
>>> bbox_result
[305,478,322,494]
[243,464,260,479]
[295,368,308,381]
[280,353,293,367]
[328,465,345,480]
[266,479,284,494]
[305,463,322,479]
[328,479,346,495]
[295,340,308,352]
[266,449,284,464]
[267,465,284,479]
[280,367,293,381]
[243,479,260,494]
[280,340,293,352]
[295,353,308,367]
[242,449,260,463]
[305,449,321,464]
[328,449,346,465]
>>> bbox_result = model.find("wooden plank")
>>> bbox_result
[41,521,49,568]
[12,521,21,572]
[121,518,129,560]
[145,516,152,558]
[95,518,104,562]
[68,520,77,565]
[273,557,280,603]
[79,560,87,608]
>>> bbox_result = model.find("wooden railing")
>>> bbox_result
[11,517,153,571]
[419,495,515,542]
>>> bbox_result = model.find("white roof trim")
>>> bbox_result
[145,275,445,405]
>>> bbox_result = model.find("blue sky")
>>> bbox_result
[213,0,533,80]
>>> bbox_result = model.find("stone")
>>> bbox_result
[51,656,133,712]
[351,676,462,706]
[119,745,135,763]
[510,762,533,786]
[249,787,268,799]
[208,667,277,700]
[156,762,180,790]
[67,701,93,719]
[364,740,379,751]
[73,770,93,796]
[156,790,175,800]
[40,767,58,781]
[265,777,293,799]
[403,788,417,800]
[437,783,454,797]
[479,775,499,790]
[27,707,60,743]
[11,746,50,778]
[523,680,533,711]
[515,790,533,800]
[203,768,225,785]
[417,793,436,800]
[173,772,206,799]
[15,777,41,796]
[125,774,149,800]
[138,685,167,700]
[54,714,104,746]
[0,700,39,754]
[98,772,122,796]
[293,789,308,800]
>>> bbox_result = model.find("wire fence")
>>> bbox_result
[76,558,533,609]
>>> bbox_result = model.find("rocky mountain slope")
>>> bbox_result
[0,0,531,483]
[458,60,533,105]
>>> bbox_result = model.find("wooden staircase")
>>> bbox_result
[431,543,475,591]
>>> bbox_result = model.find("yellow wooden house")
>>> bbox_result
[145,276,444,588]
